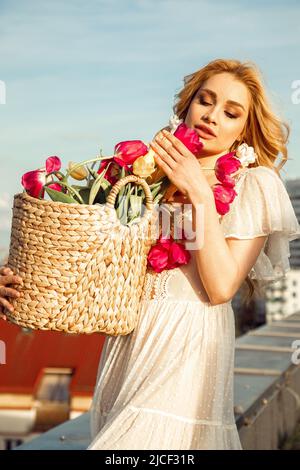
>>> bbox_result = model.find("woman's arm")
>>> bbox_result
[189,190,267,305]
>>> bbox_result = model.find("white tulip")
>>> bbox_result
[236,143,257,167]
[168,114,183,134]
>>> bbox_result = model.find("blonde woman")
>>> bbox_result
[1,59,300,450]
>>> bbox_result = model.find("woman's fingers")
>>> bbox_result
[0,310,7,321]
[0,285,21,299]
[0,296,14,313]
[0,267,19,321]
[1,274,23,286]
[0,266,13,276]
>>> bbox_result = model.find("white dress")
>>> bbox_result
[87,166,300,450]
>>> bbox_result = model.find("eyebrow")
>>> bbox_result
[199,88,246,112]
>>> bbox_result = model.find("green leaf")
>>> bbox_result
[100,178,112,191]
[116,182,131,224]
[71,184,91,190]
[78,187,91,204]
[45,180,84,203]
[89,165,109,205]
[128,194,143,222]
[45,187,78,204]
[151,183,164,199]
[153,193,164,204]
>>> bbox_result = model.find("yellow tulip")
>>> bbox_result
[68,161,88,180]
[132,148,156,178]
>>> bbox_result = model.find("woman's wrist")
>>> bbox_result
[188,185,214,206]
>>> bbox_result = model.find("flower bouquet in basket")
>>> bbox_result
[6,142,162,336]
[5,117,256,336]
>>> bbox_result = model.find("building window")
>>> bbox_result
[34,367,73,403]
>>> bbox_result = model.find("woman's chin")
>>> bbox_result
[196,143,214,157]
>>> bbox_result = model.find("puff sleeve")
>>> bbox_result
[220,166,300,287]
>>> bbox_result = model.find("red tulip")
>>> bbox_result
[174,123,204,156]
[147,234,190,273]
[147,244,170,273]
[45,156,61,174]
[215,152,241,187]
[213,184,237,216]
[48,182,64,192]
[157,234,173,250]
[21,156,62,199]
[97,159,120,185]
[168,242,190,269]
[113,140,148,170]
[21,169,47,198]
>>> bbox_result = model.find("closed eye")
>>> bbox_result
[225,111,236,119]
[199,97,238,119]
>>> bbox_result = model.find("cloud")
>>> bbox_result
[0,0,299,180]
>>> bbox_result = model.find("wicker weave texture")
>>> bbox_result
[6,176,155,335]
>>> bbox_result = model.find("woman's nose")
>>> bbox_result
[202,110,217,124]
[203,115,216,126]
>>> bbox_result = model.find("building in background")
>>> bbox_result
[0,320,105,450]
[264,177,300,323]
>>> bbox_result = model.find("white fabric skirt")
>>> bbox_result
[87,294,242,450]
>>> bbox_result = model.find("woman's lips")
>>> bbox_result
[195,126,216,140]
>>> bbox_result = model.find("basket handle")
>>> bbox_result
[106,175,154,211]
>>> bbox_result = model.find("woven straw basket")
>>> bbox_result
[5,175,156,336]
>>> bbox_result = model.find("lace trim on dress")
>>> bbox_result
[141,269,177,301]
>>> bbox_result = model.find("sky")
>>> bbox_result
[0,0,300,250]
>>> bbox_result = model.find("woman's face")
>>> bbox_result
[184,72,251,157]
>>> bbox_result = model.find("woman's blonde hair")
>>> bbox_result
[149,58,291,307]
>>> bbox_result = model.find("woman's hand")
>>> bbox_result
[0,266,23,321]
[149,129,212,199]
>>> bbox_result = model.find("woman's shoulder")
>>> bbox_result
[237,165,283,192]
[245,165,281,181]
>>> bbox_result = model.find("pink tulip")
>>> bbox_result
[147,244,170,273]
[157,234,173,250]
[113,140,148,170]
[168,242,190,269]
[21,156,62,199]
[213,184,237,215]
[48,182,64,192]
[45,156,61,174]
[174,123,204,156]
[147,234,190,273]
[21,169,47,199]
[215,152,241,187]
